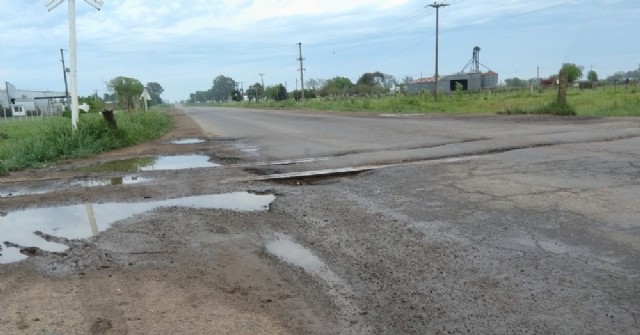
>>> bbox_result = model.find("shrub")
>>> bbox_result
[535,101,576,116]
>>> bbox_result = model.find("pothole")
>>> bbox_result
[0,191,275,264]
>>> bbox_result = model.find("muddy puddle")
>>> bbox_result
[83,155,220,173]
[0,192,275,264]
[170,138,206,144]
[1,175,151,198]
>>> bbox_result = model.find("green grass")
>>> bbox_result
[206,86,640,117]
[0,108,172,174]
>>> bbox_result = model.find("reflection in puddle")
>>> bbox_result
[84,155,220,173]
[0,176,151,197]
[0,192,275,264]
[170,138,206,144]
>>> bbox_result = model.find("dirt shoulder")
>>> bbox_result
[0,108,338,335]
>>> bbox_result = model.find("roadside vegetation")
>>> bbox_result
[0,108,172,176]
[186,64,640,117]
[195,87,639,117]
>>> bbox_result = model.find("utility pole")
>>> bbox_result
[297,42,306,101]
[60,49,70,110]
[427,2,449,101]
[259,73,265,100]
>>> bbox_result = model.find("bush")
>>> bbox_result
[535,101,576,116]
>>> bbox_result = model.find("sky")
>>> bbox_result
[0,0,638,102]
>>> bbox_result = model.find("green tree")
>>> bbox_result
[266,84,288,101]
[354,71,395,94]
[231,89,244,102]
[505,77,526,88]
[211,75,236,102]
[107,76,145,110]
[587,70,598,82]
[246,83,264,101]
[146,82,164,105]
[319,76,354,96]
[305,78,325,93]
[560,63,583,82]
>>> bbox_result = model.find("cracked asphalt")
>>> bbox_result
[1,107,638,334]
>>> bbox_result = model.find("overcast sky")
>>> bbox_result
[1,0,638,101]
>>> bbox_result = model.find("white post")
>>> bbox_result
[68,0,79,131]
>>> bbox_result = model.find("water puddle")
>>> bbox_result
[0,191,275,264]
[170,138,206,144]
[265,235,369,330]
[1,176,151,197]
[266,238,327,272]
[83,155,220,173]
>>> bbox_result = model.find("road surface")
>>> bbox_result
[1,106,638,334]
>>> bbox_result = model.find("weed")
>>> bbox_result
[0,110,171,172]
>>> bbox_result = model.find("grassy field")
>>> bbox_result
[0,108,172,175]
[223,86,640,117]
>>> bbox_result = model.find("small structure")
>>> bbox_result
[408,46,498,93]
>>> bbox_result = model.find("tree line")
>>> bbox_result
[188,72,403,103]
[503,64,640,89]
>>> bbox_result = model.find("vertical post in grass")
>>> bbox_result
[557,69,568,106]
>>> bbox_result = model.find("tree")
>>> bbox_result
[319,76,355,96]
[231,89,243,102]
[246,83,264,101]
[560,63,583,82]
[505,77,526,88]
[107,76,145,110]
[305,78,325,92]
[354,71,395,94]
[587,70,598,82]
[211,75,236,102]
[266,84,288,101]
[146,82,164,105]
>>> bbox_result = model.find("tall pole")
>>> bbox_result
[68,0,79,131]
[259,73,265,100]
[428,2,449,101]
[60,49,70,110]
[297,43,305,101]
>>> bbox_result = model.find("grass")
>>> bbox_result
[204,86,640,117]
[0,108,172,175]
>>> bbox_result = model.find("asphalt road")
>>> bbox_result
[2,106,638,334]
[181,106,640,334]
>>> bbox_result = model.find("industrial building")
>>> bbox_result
[408,46,498,93]
[1,83,66,117]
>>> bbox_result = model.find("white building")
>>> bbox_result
[1,84,67,117]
